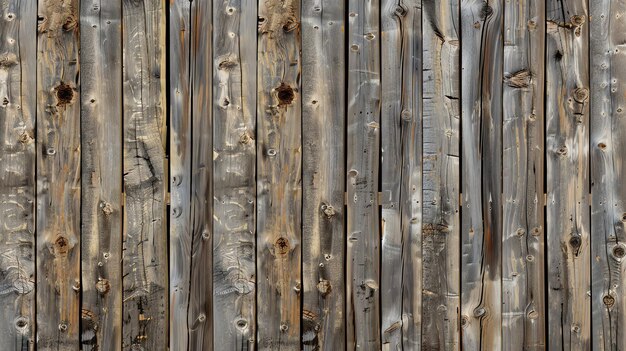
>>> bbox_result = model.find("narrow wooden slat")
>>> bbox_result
[501,0,545,349]
[256,0,302,349]
[122,0,167,349]
[460,0,503,350]
[590,0,625,349]
[36,0,81,349]
[421,0,460,349]
[380,0,422,349]
[346,0,381,349]
[301,0,345,349]
[80,0,123,349]
[545,1,590,349]
[213,0,256,349]
[0,0,36,349]
[169,0,192,349]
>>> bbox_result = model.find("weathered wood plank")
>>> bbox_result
[590,0,626,349]
[36,0,81,349]
[80,0,123,349]
[213,0,256,349]
[501,0,545,349]
[346,0,381,349]
[460,0,503,350]
[380,0,422,350]
[122,0,167,349]
[301,0,345,350]
[256,0,302,349]
[545,1,590,349]
[0,0,36,349]
[421,0,460,349]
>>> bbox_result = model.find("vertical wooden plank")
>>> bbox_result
[421,0,460,349]
[169,0,192,349]
[380,0,422,350]
[213,0,255,349]
[460,0,503,350]
[80,0,123,349]
[590,0,625,350]
[501,0,545,349]
[0,0,36,349]
[36,0,81,349]
[256,0,301,349]
[545,0,590,349]
[122,0,167,349]
[346,0,381,349]
[301,0,345,349]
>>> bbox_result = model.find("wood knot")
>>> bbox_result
[218,59,238,71]
[480,4,493,20]
[556,146,568,156]
[101,202,113,215]
[460,315,469,328]
[235,318,248,331]
[321,203,336,218]
[569,235,582,249]
[598,142,607,150]
[55,83,74,106]
[274,237,290,255]
[394,4,408,17]
[504,69,531,88]
[81,309,97,330]
[603,294,615,307]
[613,245,625,258]
[63,15,78,31]
[316,279,332,297]
[473,307,486,317]
[282,19,298,32]
[14,317,28,335]
[276,83,295,106]
[96,278,110,294]
[54,236,70,256]
[573,88,589,103]
[571,15,586,26]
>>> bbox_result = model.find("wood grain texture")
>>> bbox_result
[213,0,256,349]
[380,0,422,350]
[301,0,345,350]
[545,0,590,349]
[421,0,460,349]
[80,0,123,349]
[460,0,503,350]
[590,0,626,350]
[501,0,545,350]
[346,0,381,349]
[36,0,81,349]
[0,0,36,349]
[256,0,302,349]
[121,0,168,349]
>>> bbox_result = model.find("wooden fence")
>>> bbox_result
[0,0,623,350]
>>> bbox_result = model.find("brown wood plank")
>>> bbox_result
[36,0,81,349]
[460,0,503,350]
[545,1,590,349]
[0,0,36,349]
[80,0,123,349]
[590,0,626,349]
[301,0,346,350]
[421,0,460,349]
[121,0,168,349]
[256,0,302,349]
[346,0,381,349]
[213,0,256,349]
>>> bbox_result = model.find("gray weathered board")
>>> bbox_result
[1,0,624,350]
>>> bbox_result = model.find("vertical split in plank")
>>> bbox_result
[256,0,302,349]
[460,0,503,350]
[545,0,590,349]
[590,0,626,349]
[80,0,123,349]
[213,0,256,348]
[301,0,345,350]
[380,0,422,349]
[0,0,36,348]
[122,0,168,349]
[502,0,546,349]
[421,0,460,349]
[36,0,81,349]
[346,0,381,349]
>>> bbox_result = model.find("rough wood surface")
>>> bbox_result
[213,0,256,349]
[121,0,168,350]
[80,0,123,349]
[256,0,302,349]
[460,0,503,350]
[545,0,590,349]
[301,0,345,350]
[590,0,625,349]
[380,0,422,350]
[501,0,545,349]
[346,0,381,349]
[36,0,81,349]
[421,0,460,349]
[0,0,36,349]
